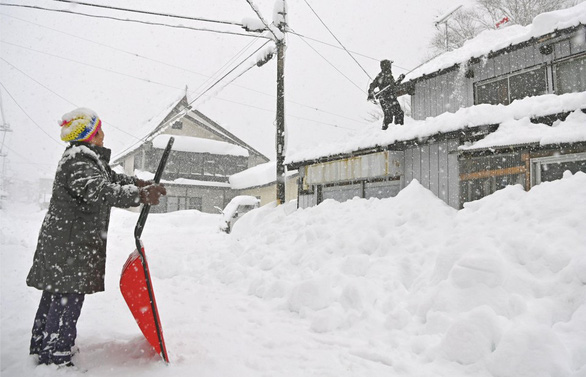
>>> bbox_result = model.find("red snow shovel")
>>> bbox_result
[120,137,174,364]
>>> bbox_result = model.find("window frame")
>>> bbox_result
[530,152,586,187]
[474,65,548,106]
[554,53,586,95]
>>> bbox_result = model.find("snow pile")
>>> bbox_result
[405,2,586,82]
[1,172,585,376]
[285,92,586,164]
[225,172,586,376]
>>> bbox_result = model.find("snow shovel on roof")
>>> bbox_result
[120,137,174,364]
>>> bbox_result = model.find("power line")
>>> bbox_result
[302,0,372,80]
[49,0,243,27]
[293,33,366,94]
[0,3,265,39]
[190,40,272,104]
[215,96,357,130]
[191,38,262,98]
[0,12,213,81]
[244,0,280,41]
[1,40,186,90]
[288,30,411,72]
[0,57,143,141]
[1,10,365,127]
[0,82,63,146]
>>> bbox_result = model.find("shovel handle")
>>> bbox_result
[134,137,174,242]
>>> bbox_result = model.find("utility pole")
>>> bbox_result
[275,3,286,205]
[0,92,12,202]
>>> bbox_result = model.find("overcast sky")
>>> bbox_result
[0,0,474,180]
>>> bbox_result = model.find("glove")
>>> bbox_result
[139,184,166,205]
[135,178,154,188]
[397,73,405,82]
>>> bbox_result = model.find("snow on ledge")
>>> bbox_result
[152,134,249,157]
[285,92,586,165]
[229,161,296,190]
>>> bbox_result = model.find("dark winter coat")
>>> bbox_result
[26,142,140,294]
[368,69,403,104]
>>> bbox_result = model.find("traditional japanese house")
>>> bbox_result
[113,95,270,213]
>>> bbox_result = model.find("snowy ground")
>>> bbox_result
[2,173,586,377]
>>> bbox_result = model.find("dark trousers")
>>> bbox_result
[30,291,85,365]
[381,99,404,129]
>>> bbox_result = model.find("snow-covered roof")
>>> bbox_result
[152,134,249,157]
[285,91,586,165]
[229,161,297,190]
[134,169,231,188]
[405,3,586,82]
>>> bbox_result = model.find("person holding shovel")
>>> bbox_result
[26,108,166,368]
[367,59,405,130]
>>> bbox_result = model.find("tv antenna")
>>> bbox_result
[434,5,463,51]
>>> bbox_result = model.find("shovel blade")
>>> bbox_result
[120,249,169,363]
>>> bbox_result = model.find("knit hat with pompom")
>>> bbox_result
[59,108,102,142]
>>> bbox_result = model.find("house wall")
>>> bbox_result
[152,184,234,214]
[411,26,586,120]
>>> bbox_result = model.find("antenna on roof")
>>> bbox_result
[434,5,463,51]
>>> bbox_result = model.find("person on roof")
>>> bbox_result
[367,59,405,130]
[26,108,167,368]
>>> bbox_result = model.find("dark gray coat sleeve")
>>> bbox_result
[111,170,138,186]
[67,158,140,208]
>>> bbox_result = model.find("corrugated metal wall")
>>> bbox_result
[411,27,586,120]
[297,138,461,209]
[402,139,460,208]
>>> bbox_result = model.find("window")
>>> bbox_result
[555,55,586,95]
[171,121,183,129]
[167,196,201,212]
[476,77,509,105]
[530,152,586,187]
[204,159,216,175]
[475,66,547,106]
[133,153,143,170]
[188,197,202,211]
[509,67,547,101]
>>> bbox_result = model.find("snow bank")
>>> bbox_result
[223,172,586,376]
[2,172,585,376]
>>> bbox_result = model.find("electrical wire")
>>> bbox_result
[0,82,63,146]
[0,57,143,141]
[190,40,271,104]
[293,33,366,94]
[1,9,367,128]
[244,0,280,41]
[302,0,372,80]
[288,30,411,72]
[0,3,266,39]
[49,0,243,27]
[191,38,262,99]
[1,41,186,91]
[0,12,214,81]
